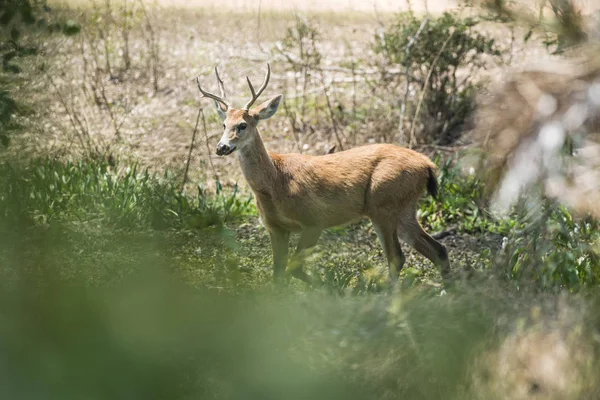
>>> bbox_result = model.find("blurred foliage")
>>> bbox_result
[0,0,81,72]
[0,154,599,399]
[474,0,590,53]
[545,0,588,51]
[374,12,504,145]
[468,3,600,291]
[0,158,254,229]
[1,216,599,399]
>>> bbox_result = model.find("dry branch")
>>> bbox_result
[182,107,202,191]
[200,108,217,180]
[408,29,455,149]
[399,16,430,144]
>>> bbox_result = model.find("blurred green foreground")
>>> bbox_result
[0,158,599,400]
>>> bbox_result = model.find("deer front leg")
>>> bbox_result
[289,228,323,286]
[269,229,290,283]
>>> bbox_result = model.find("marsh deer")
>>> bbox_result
[196,64,450,285]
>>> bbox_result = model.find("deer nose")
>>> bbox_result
[216,142,231,156]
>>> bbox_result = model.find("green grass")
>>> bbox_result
[1,156,600,399]
[0,158,255,229]
[2,155,599,291]
[1,228,599,399]
[0,156,480,291]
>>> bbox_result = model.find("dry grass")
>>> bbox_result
[57,0,459,13]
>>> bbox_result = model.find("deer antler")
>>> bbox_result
[196,66,230,109]
[243,63,271,110]
[214,66,227,100]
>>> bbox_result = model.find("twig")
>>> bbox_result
[97,76,122,142]
[97,1,113,78]
[408,29,454,149]
[373,2,385,28]
[418,143,467,151]
[139,0,160,92]
[47,74,97,155]
[256,0,267,53]
[121,0,132,70]
[200,108,217,179]
[231,53,406,76]
[318,70,344,151]
[399,16,430,144]
[282,99,302,152]
[182,106,202,191]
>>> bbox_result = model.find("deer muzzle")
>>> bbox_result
[216,142,236,156]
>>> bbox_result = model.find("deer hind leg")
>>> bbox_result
[289,228,323,286]
[372,217,406,281]
[398,208,450,278]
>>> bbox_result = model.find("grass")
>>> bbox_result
[0,156,599,399]
[2,222,599,399]
[2,153,598,292]
[0,158,254,229]
[0,155,499,289]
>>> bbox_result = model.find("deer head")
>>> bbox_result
[196,64,282,156]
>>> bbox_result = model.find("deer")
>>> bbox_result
[196,64,450,286]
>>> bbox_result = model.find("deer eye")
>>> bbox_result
[239,123,247,131]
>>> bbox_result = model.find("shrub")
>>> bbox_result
[374,12,503,145]
[495,203,600,291]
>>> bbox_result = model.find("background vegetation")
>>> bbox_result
[1,0,600,398]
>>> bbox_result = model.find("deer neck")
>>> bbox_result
[236,130,277,194]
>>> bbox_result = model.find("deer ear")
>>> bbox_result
[251,94,282,120]
[213,100,227,121]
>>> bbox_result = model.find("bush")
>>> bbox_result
[418,153,600,291]
[374,12,503,145]
[495,203,600,291]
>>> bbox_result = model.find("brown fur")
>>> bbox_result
[203,68,450,285]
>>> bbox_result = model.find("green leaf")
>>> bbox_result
[3,50,18,63]
[10,27,21,41]
[62,20,80,36]
[0,9,16,26]
[0,134,9,147]
[4,63,21,74]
